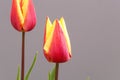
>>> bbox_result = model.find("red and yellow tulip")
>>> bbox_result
[43,17,72,63]
[10,0,36,32]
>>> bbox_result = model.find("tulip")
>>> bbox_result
[10,0,36,32]
[10,1,36,80]
[43,17,72,63]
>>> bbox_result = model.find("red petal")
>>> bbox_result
[23,0,36,31]
[11,0,23,31]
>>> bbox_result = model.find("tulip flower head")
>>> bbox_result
[43,17,72,63]
[11,0,36,32]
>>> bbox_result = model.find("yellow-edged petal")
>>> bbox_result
[21,0,29,19]
[44,17,56,53]
[59,17,71,54]
[45,17,52,40]
[16,0,24,25]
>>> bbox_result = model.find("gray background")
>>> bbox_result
[0,0,120,80]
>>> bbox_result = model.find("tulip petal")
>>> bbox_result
[11,0,24,31]
[45,17,52,41]
[59,17,71,55]
[16,0,24,24]
[44,18,56,53]
[21,0,29,19]
[23,0,36,31]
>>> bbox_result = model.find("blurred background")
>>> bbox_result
[0,0,120,80]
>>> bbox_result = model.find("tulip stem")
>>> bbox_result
[21,31,25,80]
[55,63,59,80]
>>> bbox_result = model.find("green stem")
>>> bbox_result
[21,32,25,80]
[55,63,59,80]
